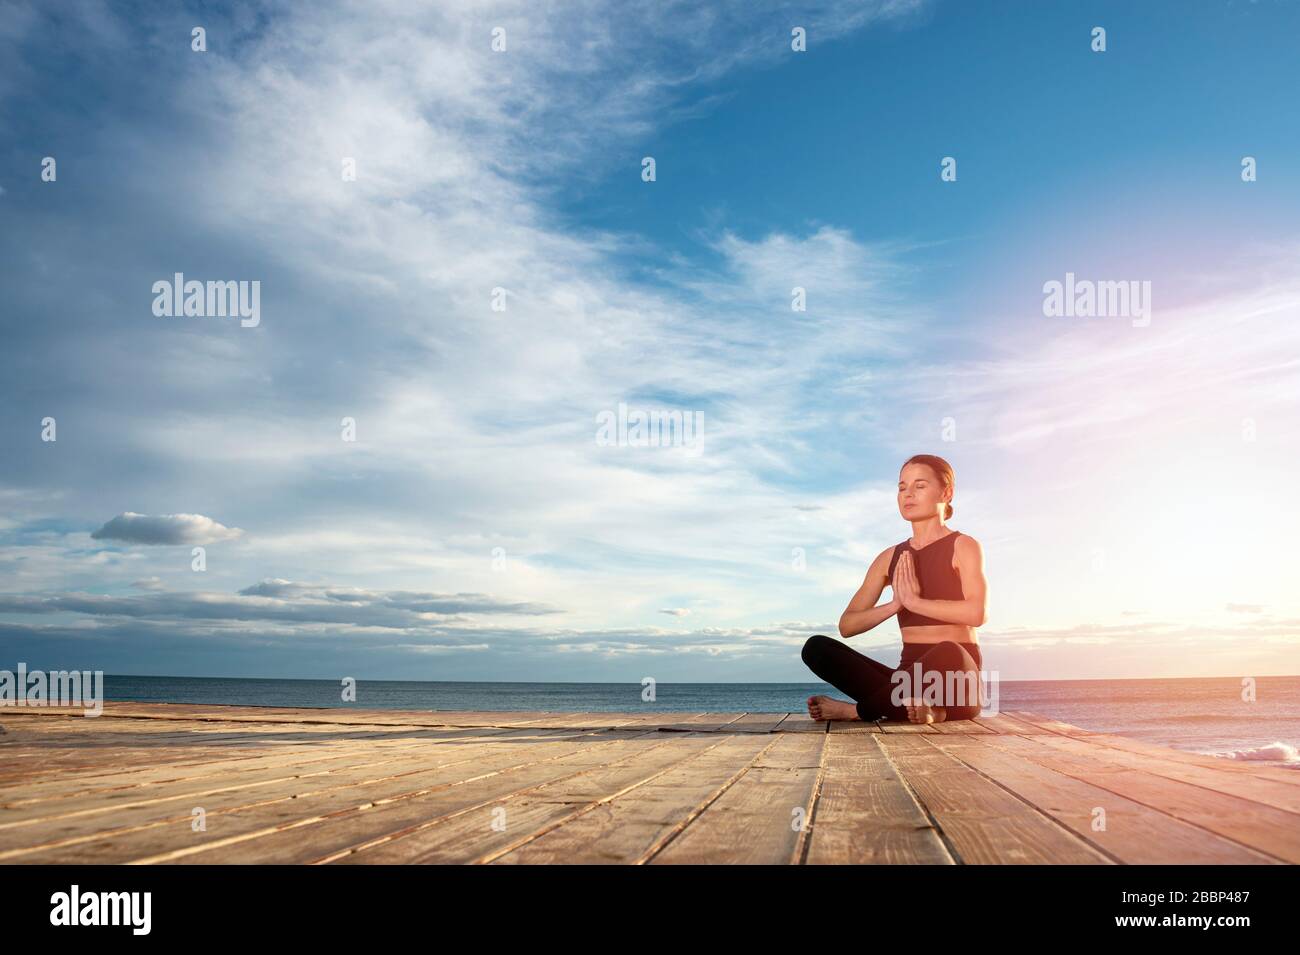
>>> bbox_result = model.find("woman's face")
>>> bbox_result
[898,464,949,521]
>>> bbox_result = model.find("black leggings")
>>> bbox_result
[801,634,985,721]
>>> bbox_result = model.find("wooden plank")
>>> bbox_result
[2,703,559,729]
[136,730,697,864]
[647,733,825,864]
[4,705,764,734]
[487,712,635,730]
[976,733,1300,863]
[0,723,332,784]
[588,712,703,730]
[874,734,1111,864]
[724,713,791,734]
[0,728,664,862]
[1010,723,1300,788]
[970,712,1055,735]
[335,734,778,864]
[647,712,750,733]
[876,719,939,733]
[803,732,953,864]
[771,713,826,734]
[1028,734,1300,814]
[1004,710,1101,735]
[0,726,597,833]
[0,711,502,743]
[631,712,712,732]
[924,735,1279,865]
[930,717,995,734]
[4,703,1296,865]
[2,720,301,748]
[825,718,882,734]
[484,735,783,864]
[0,713,591,782]
[0,726,573,812]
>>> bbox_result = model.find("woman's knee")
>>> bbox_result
[801,634,833,666]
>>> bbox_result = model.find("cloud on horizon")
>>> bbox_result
[1,579,1294,681]
[0,580,558,628]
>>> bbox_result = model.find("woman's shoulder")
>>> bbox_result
[873,542,904,576]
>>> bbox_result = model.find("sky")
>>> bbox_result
[1,0,1298,683]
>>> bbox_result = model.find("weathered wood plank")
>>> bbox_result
[1029,734,1300,814]
[1006,717,1300,787]
[877,719,940,733]
[652,712,751,732]
[2,704,1293,865]
[0,729,662,862]
[2,704,558,729]
[1003,710,1101,735]
[930,717,995,734]
[485,735,783,865]
[144,731,694,864]
[647,734,825,864]
[803,732,953,864]
[0,727,580,814]
[338,734,778,864]
[724,713,792,734]
[970,712,1053,735]
[925,735,1280,865]
[770,713,826,733]
[874,734,1111,864]
[825,718,882,734]
[976,733,1300,863]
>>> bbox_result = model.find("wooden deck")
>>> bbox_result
[1,702,1297,864]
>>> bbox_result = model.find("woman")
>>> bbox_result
[802,454,988,724]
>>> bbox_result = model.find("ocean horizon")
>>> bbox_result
[26,672,1298,772]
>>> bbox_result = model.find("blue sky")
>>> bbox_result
[2,0,1299,683]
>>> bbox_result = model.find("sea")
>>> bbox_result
[91,673,1300,769]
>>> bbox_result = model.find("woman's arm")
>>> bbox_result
[838,547,900,638]
[895,536,988,627]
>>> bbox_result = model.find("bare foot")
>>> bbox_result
[807,694,860,722]
[902,698,947,724]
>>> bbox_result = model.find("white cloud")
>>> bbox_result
[90,513,244,546]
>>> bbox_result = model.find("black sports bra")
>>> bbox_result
[887,530,964,628]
